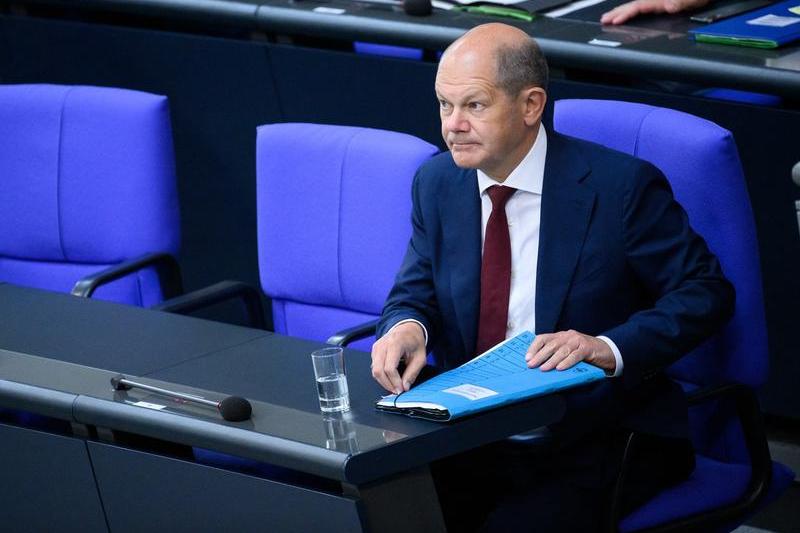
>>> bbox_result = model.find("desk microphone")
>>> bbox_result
[110,374,252,422]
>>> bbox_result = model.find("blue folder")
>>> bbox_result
[376,331,606,421]
[690,0,800,48]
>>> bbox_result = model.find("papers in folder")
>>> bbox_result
[375,331,605,422]
[690,0,800,48]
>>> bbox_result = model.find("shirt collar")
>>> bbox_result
[477,123,547,196]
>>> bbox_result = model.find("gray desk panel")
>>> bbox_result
[0,346,354,481]
[0,348,120,417]
[0,379,76,420]
[256,3,463,49]
[0,423,108,532]
[74,394,354,480]
[0,284,270,375]
[89,441,364,533]
[0,346,352,479]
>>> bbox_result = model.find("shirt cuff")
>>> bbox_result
[387,319,429,346]
[596,335,623,377]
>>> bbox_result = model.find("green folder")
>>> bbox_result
[452,4,535,21]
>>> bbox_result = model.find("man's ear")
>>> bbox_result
[522,87,547,126]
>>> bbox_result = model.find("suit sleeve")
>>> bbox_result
[376,170,443,345]
[602,162,735,388]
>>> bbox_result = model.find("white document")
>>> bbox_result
[442,383,499,400]
[747,14,800,27]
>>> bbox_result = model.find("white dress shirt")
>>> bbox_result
[390,125,623,376]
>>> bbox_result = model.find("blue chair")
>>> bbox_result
[256,123,439,350]
[354,42,425,60]
[0,84,182,306]
[159,123,437,348]
[554,99,794,531]
[695,88,782,107]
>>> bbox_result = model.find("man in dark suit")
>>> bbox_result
[371,23,734,531]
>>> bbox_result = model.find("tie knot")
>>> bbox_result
[487,185,516,209]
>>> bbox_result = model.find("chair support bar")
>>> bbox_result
[152,280,267,330]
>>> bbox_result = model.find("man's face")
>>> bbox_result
[435,51,529,181]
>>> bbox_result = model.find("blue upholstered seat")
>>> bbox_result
[554,99,794,531]
[256,122,438,350]
[0,84,181,306]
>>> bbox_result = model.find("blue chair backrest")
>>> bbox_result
[256,123,438,351]
[353,42,424,60]
[554,99,767,461]
[0,84,180,306]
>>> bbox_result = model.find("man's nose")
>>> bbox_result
[445,108,469,133]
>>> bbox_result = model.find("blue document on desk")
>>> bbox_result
[690,0,800,48]
[376,331,605,422]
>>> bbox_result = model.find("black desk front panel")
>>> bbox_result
[88,441,364,533]
[0,424,108,532]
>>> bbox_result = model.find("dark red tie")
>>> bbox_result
[476,185,517,356]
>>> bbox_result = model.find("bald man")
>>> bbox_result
[371,24,733,531]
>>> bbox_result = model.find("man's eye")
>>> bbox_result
[439,100,451,109]
[469,102,485,111]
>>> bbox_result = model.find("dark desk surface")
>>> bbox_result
[0,284,565,485]
[12,0,800,97]
[0,280,271,375]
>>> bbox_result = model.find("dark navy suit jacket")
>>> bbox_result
[377,132,734,439]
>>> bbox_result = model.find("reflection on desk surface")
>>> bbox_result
[767,48,800,68]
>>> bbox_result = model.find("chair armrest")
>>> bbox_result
[326,319,379,347]
[607,382,772,533]
[70,252,183,300]
[152,280,266,330]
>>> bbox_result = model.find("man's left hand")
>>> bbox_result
[526,330,616,373]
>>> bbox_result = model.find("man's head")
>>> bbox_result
[436,23,548,181]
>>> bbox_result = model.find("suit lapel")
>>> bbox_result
[440,167,481,362]
[536,133,596,334]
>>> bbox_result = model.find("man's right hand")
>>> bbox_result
[600,0,710,25]
[371,321,427,395]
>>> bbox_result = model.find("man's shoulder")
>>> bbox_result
[414,150,473,189]
[418,150,461,175]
